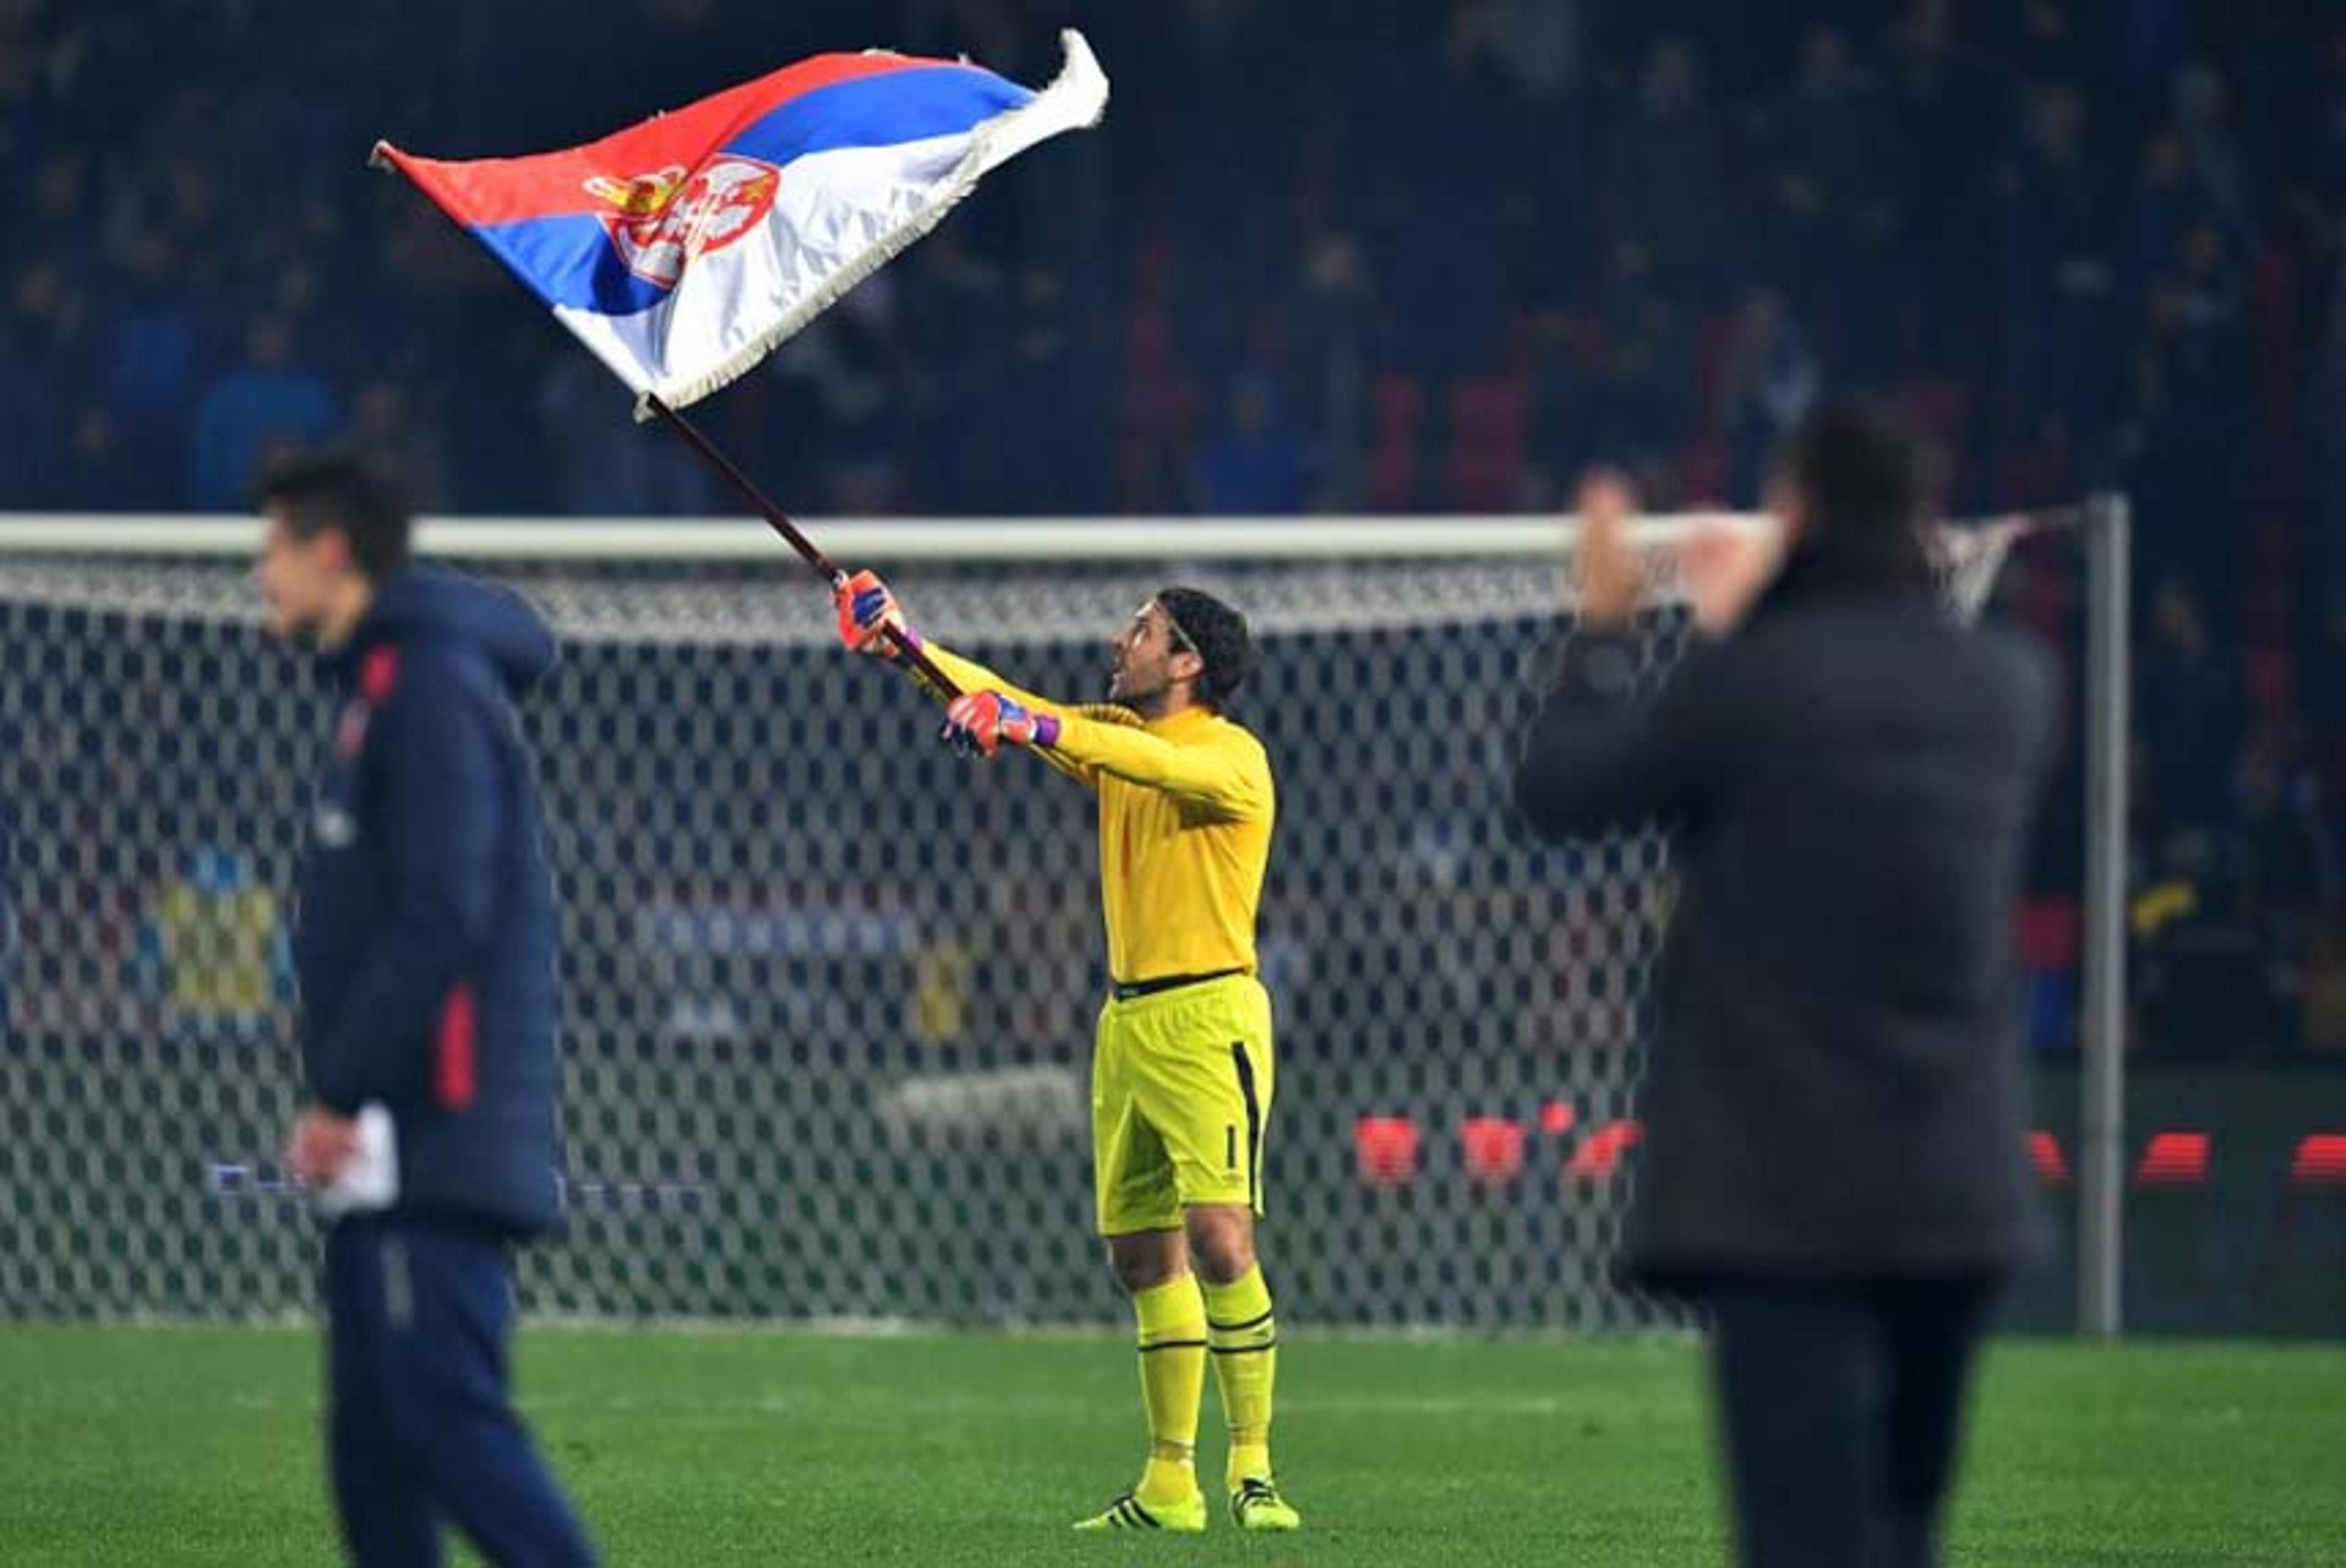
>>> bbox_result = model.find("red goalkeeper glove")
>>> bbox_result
[833,569,921,659]
[941,690,1060,758]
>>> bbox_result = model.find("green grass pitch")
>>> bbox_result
[3,1326,2341,1565]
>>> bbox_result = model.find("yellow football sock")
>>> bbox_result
[1132,1272,1207,1506]
[1204,1264,1278,1487]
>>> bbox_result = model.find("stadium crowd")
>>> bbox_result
[1,0,2340,1056]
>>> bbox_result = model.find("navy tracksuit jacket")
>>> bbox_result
[297,566,592,1567]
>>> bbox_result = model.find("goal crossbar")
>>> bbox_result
[0,511,2048,563]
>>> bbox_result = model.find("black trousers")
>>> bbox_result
[1705,1273,2002,1568]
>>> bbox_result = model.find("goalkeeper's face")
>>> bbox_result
[1107,600,1197,710]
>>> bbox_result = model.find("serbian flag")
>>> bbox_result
[374,30,1107,418]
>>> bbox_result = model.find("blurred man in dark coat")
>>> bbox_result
[1515,404,2055,1568]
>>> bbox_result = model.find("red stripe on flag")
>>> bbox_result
[435,985,477,1110]
[379,54,962,225]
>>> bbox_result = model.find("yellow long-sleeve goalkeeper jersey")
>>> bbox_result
[918,644,1274,985]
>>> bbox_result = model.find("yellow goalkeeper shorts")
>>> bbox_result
[1092,972,1274,1236]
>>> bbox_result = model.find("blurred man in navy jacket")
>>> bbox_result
[1515,406,2053,1568]
[258,451,593,1568]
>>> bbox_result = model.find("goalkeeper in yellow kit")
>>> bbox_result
[835,571,1300,1536]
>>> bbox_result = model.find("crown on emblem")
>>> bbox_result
[583,166,687,217]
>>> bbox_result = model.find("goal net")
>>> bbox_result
[0,514,2026,1329]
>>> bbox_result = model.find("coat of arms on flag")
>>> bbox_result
[582,159,781,288]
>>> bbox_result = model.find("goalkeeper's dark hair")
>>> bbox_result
[255,448,412,585]
[1773,398,1938,591]
[1156,586,1253,708]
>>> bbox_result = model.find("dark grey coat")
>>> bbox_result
[1513,556,2056,1290]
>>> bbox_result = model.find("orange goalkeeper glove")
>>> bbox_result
[941,690,1060,758]
[833,568,921,659]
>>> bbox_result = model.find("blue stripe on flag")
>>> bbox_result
[475,214,665,317]
[473,65,1030,316]
[723,62,1028,166]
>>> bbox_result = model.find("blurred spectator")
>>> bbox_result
[101,232,203,469]
[2138,579,2246,839]
[897,227,1012,512]
[186,314,340,512]
[1599,37,1730,312]
[0,261,75,505]
[1194,374,1309,515]
[1157,0,1288,368]
[1574,236,1690,480]
[2232,726,2341,919]
[761,279,906,515]
[2133,830,2297,1057]
[2127,129,2215,308]
[57,404,139,510]
[2169,62,2251,231]
[1761,23,1893,348]
[0,7,56,192]
[2122,219,2251,597]
[1880,0,1999,374]
[1882,0,1979,180]
[31,145,100,276]
[348,376,454,516]
[537,352,714,516]
[1287,230,1374,509]
[2000,79,2114,456]
[1365,0,1513,377]
[994,265,1108,515]
[1715,287,1819,499]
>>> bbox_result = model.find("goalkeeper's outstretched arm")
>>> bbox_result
[833,569,1109,786]
[1033,709,1268,818]
[919,648,1267,818]
[833,570,1267,817]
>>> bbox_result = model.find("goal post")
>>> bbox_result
[0,506,2121,1332]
